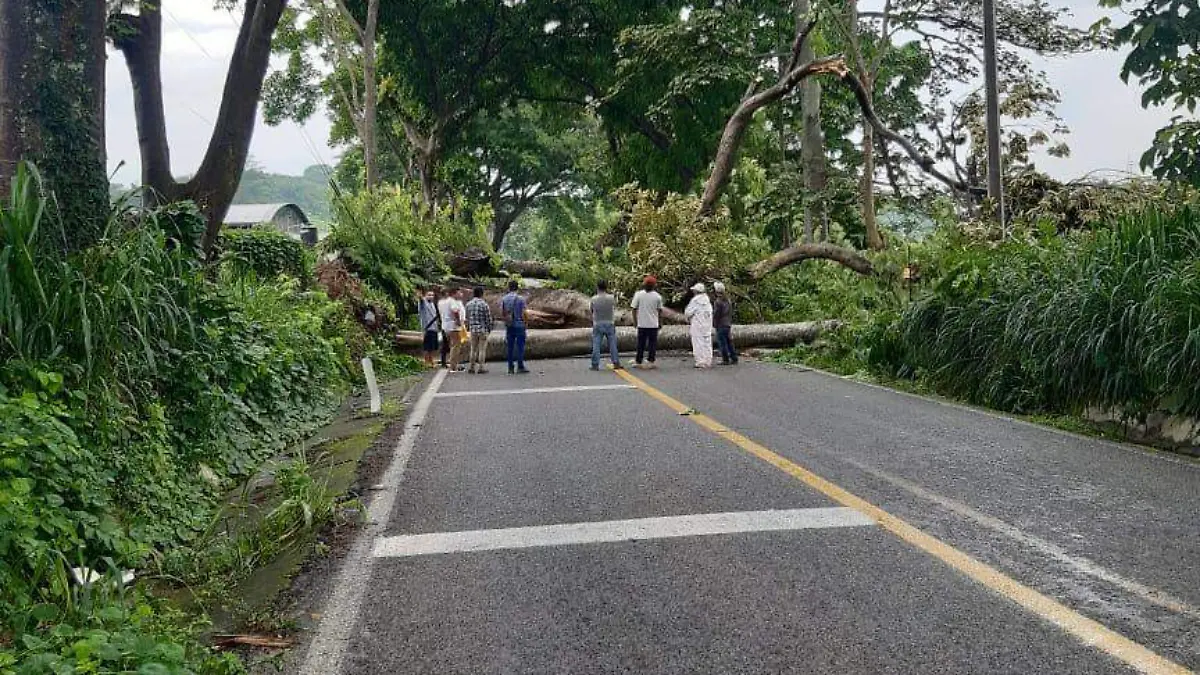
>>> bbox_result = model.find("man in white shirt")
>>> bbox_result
[630,275,663,369]
[437,288,466,371]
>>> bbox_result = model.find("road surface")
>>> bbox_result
[297,356,1199,674]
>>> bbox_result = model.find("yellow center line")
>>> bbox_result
[614,368,1192,675]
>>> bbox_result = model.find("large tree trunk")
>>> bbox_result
[113,0,288,256]
[861,112,884,250]
[491,209,521,253]
[394,321,839,359]
[796,0,828,244]
[1,0,108,250]
[846,0,884,251]
[361,0,379,189]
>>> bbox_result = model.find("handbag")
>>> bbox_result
[456,326,470,346]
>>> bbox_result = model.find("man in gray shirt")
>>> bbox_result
[590,280,623,370]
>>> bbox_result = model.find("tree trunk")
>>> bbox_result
[1,0,108,250]
[746,242,874,279]
[111,8,175,201]
[0,0,32,198]
[699,55,845,218]
[491,209,521,253]
[394,322,839,359]
[861,110,884,250]
[113,0,288,257]
[796,0,828,244]
[846,0,884,251]
[361,0,379,189]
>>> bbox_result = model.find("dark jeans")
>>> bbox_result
[506,325,527,371]
[636,327,659,364]
[439,330,450,366]
[717,326,738,363]
[591,323,620,368]
[423,330,439,353]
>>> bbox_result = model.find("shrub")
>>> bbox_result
[325,186,489,307]
[891,203,1200,416]
[221,227,311,280]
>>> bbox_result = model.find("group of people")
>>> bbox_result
[415,276,738,374]
[590,275,738,371]
[416,281,530,375]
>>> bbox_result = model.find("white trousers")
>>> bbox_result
[691,331,713,367]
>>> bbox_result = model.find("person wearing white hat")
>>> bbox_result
[684,282,714,368]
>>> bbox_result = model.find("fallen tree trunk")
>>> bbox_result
[477,288,686,329]
[394,321,838,360]
[446,248,554,279]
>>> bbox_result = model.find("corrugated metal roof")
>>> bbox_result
[224,203,308,227]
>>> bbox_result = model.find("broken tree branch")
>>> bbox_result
[746,242,874,279]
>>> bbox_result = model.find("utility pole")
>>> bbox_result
[982,0,1006,227]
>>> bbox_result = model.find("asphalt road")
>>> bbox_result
[298,356,1200,674]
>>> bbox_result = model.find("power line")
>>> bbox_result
[163,7,218,62]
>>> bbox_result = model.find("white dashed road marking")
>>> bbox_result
[434,384,636,398]
[372,507,875,558]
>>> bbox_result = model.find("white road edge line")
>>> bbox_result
[298,369,448,675]
[434,384,636,398]
[791,363,1200,471]
[838,456,1200,621]
[372,507,874,558]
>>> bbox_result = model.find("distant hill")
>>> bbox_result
[232,164,334,223]
[108,164,336,224]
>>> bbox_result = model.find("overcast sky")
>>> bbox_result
[104,0,1178,186]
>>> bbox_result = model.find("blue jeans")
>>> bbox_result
[717,326,737,363]
[506,325,527,371]
[591,323,620,368]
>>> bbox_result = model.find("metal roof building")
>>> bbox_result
[224,203,317,244]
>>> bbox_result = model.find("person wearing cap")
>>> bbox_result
[712,281,738,365]
[631,275,664,369]
[684,282,714,369]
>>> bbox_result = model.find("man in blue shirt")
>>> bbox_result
[501,280,530,374]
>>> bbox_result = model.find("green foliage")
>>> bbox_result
[619,187,767,299]
[0,164,416,672]
[324,187,487,304]
[160,449,337,591]
[221,227,311,280]
[0,383,126,618]
[1105,0,1200,184]
[881,204,1200,417]
[1005,170,1200,232]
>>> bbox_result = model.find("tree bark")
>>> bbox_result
[860,105,884,249]
[110,8,175,199]
[746,242,874,279]
[361,0,379,189]
[113,0,288,256]
[491,207,522,252]
[845,0,884,250]
[1,0,108,250]
[796,0,828,244]
[0,0,32,197]
[698,54,844,218]
[394,322,839,359]
[329,0,379,189]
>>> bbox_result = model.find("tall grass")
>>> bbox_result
[892,204,1200,417]
[1,163,199,388]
